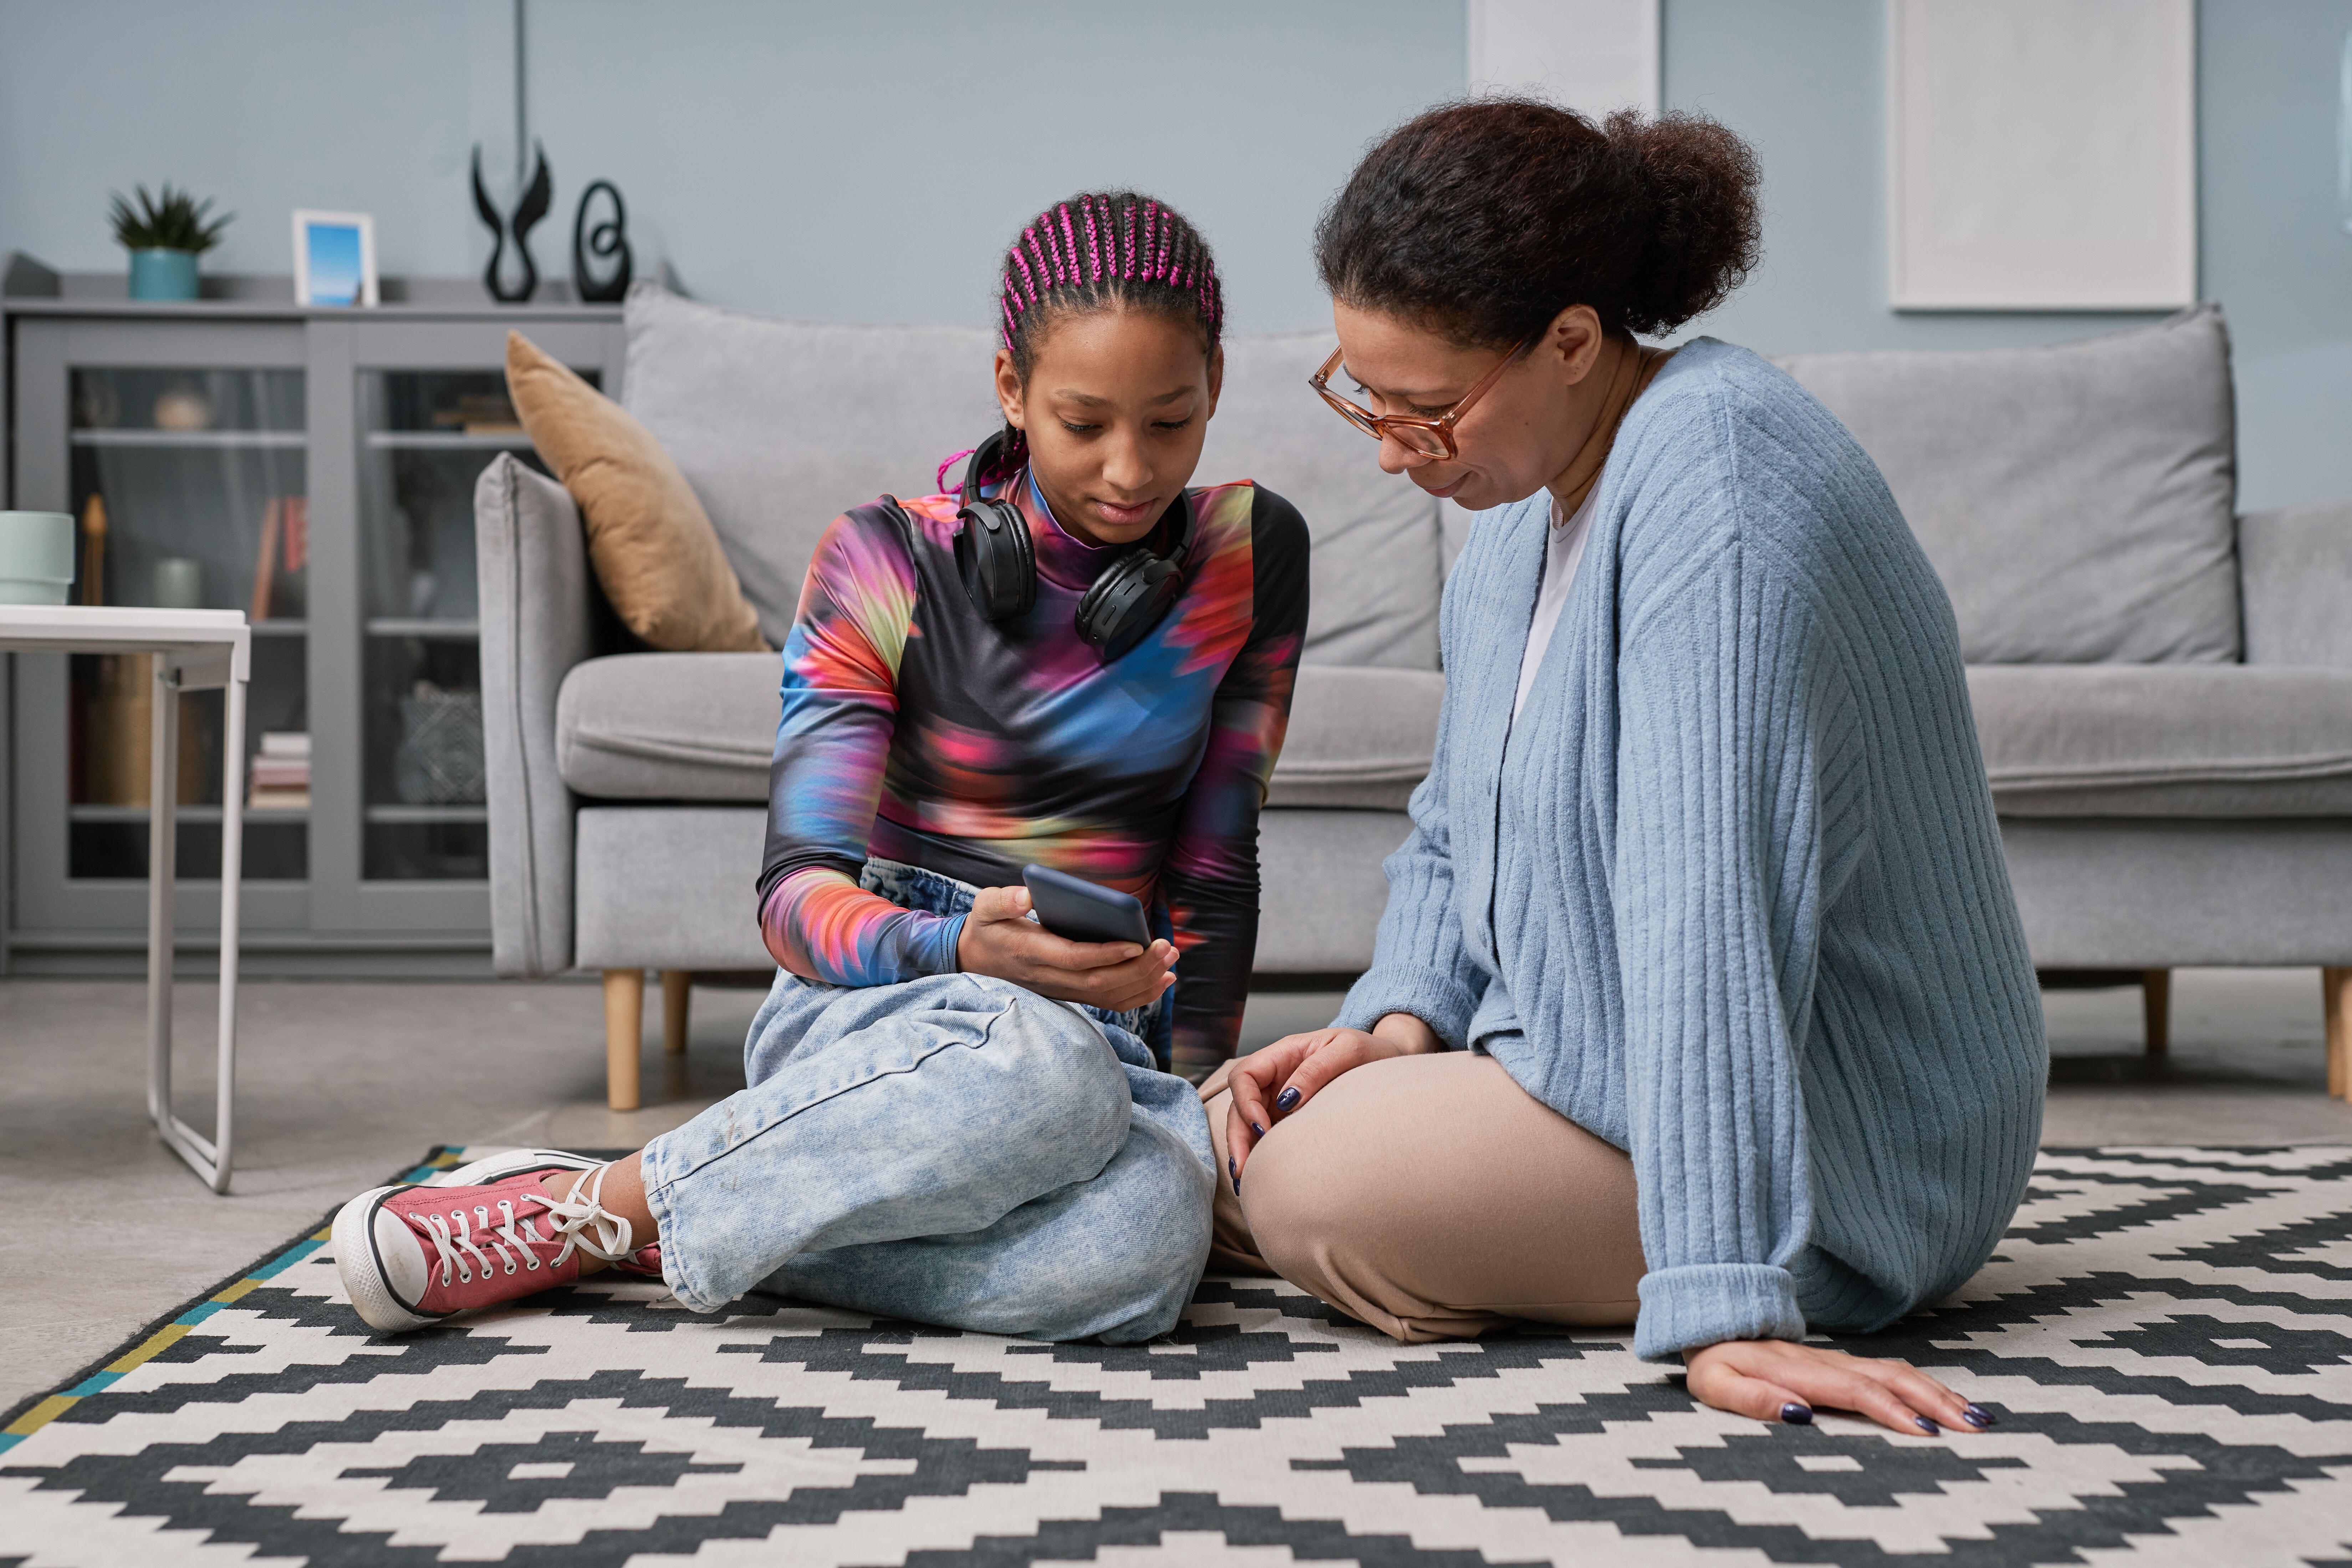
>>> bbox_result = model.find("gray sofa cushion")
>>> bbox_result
[1779,305,2239,664]
[558,652,779,800]
[623,289,1446,672]
[1196,332,1443,669]
[555,652,1442,812]
[1969,663,2352,816]
[621,285,1001,648]
[1267,666,1445,809]
[2239,500,2352,667]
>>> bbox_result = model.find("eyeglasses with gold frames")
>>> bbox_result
[1308,330,1541,460]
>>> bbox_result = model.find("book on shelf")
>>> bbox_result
[248,730,310,810]
[248,496,310,621]
[432,393,518,430]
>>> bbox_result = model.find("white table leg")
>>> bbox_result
[144,658,227,1190]
[211,670,246,1193]
[146,658,177,1133]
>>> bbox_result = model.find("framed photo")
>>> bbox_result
[291,209,378,308]
[1889,0,2196,311]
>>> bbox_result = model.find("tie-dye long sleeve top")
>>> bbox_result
[756,471,1308,1074]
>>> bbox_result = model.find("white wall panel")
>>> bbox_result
[1469,0,1659,116]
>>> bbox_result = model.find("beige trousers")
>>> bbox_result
[1200,1051,1645,1342]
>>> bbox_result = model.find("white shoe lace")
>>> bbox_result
[418,1165,635,1288]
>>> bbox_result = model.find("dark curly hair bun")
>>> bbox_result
[1317,97,1762,347]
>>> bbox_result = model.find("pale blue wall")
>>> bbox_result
[1664,0,2352,511]
[0,2,491,292]
[0,0,1464,335]
[3,1,2346,504]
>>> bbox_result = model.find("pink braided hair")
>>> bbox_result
[993,192,1223,357]
[961,191,1225,493]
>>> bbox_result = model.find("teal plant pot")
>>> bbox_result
[127,247,200,301]
[0,512,78,605]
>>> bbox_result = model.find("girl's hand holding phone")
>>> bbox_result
[957,884,1177,1012]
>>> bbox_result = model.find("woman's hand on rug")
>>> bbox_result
[1226,1013,1442,1187]
[1684,1339,1993,1437]
[956,884,1177,1012]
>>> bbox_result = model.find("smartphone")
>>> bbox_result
[1021,864,1152,947]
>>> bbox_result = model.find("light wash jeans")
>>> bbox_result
[638,860,1216,1343]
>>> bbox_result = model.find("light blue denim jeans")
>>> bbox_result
[638,860,1215,1343]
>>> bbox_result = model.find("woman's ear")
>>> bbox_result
[1541,304,1607,385]
[1204,343,1225,419]
[993,348,1025,430]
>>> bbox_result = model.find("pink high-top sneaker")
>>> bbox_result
[332,1150,639,1333]
[441,1149,663,1279]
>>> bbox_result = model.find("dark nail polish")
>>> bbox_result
[1274,1087,1301,1112]
[1961,1403,1995,1427]
[1250,1122,1265,1137]
[1231,1174,1241,1196]
[1779,1403,1812,1425]
[1228,1155,1237,1180]
[1914,1416,1942,1435]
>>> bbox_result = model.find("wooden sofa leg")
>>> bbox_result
[604,969,645,1112]
[2325,967,2351,1100]
[2141,969,2170,1058]
[662,970,692,1056]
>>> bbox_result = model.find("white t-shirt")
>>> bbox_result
[1511,491,1596,722]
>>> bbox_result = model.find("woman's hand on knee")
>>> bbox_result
[956,885,1177,1013]
[1225,1025,1401,1190]
[1684,1339,1994,1437]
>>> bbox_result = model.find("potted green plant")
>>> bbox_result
[109,184,232,301]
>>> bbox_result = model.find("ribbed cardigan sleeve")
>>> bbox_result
[1336,619,1492,1047]
[1618,530,1848,1360]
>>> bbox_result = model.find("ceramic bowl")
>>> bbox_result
[0,512,78,605]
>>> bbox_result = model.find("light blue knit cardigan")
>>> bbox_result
[1337,339,2047,1360]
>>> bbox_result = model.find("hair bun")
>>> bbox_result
[1607,109,1762,336]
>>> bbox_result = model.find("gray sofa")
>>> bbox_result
[478,288,2352,1107]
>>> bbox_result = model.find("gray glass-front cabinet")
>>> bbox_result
[4,299,622,973]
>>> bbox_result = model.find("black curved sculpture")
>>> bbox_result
[472,142,552,303]
[571,180,632,303]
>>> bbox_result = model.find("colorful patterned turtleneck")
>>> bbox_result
[756,469,1309,1077]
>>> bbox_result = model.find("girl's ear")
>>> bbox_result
[1204,343,1225,420]
[993,347,1025,429]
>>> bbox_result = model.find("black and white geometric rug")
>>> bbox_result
[4,1145,2348,1567]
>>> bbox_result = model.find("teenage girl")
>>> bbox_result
[334,192,1308,1343]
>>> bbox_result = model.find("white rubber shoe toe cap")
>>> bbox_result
[332,1188,438,1334]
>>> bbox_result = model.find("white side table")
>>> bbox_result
[0,606,249,1191]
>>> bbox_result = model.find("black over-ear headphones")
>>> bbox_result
[951,429,1195,661]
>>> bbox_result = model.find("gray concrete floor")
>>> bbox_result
[3,967,2346,1415]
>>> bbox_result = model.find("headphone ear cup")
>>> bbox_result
[953,496,1036,621]
[1076,551,1185,660]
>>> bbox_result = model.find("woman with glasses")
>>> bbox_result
[332,192,1308,1344]
[1208,100,2045,1439]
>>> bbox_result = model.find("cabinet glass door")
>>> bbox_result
[66,366,308,882]
[356,369,583,881]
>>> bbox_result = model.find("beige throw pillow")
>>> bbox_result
[505,331,769,653]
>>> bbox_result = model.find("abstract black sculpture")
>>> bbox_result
[571,180,632,303]
[472,142,552,303]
